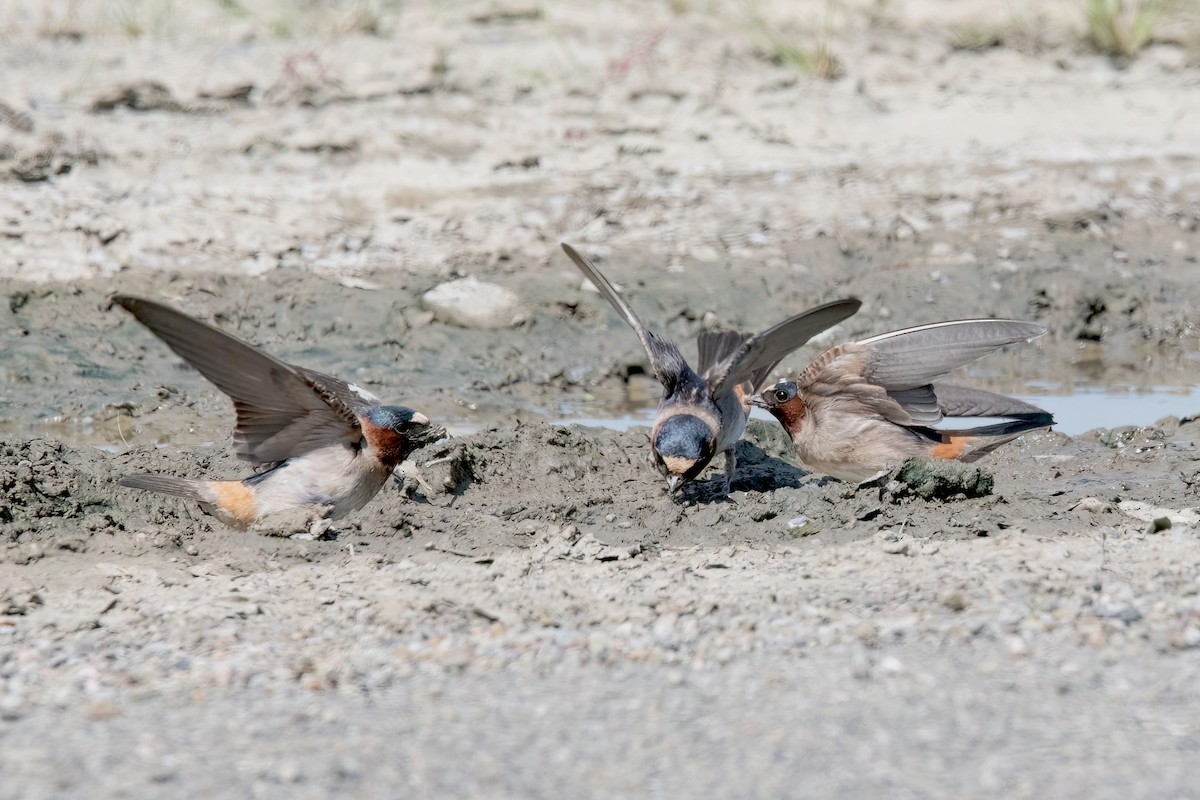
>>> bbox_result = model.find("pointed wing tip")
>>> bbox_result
[560,241,597,275]
[108,293,139,313]
[991,319,1047,341]
[560,241,585,263]
[833,297,863,322]
[996,319,1047,344]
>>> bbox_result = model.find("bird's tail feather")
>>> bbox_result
[927,418,1052,462]
[935,384,1055,424]
[119,474,208,502]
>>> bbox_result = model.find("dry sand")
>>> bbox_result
[3,1,1200,797]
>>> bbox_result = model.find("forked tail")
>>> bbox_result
[927,418,1053,462]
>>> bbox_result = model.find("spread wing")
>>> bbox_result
[857,319,1045,389]
[561,243,691,394]
[112,295,366,465]
[696,330,750,378]
[706,298,862,398]
[799,319,1046,426]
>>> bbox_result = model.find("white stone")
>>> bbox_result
[423,277,526,329]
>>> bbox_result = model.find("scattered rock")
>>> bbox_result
[1099,426,1166,450]
[939,591,967,611]
[1148,516,1172,533]
[0,101,34,133]
[91,81,188,113]
[1071,496,1113,514]
[197,83,255,104]
[7,136,99,182]
[876,529,913,555]
[423,277,527,329]
[782,520,820,537]
[1118,501,1198,528]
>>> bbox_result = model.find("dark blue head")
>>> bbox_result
[652,413,715,492]
[365,405,428,431]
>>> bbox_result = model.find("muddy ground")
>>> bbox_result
[3,1,1200,797]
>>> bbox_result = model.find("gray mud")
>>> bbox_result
[4,417,1200,796]
[3,226,1200,448]
[5,1,1200,797]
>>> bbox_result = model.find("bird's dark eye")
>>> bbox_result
[774,388,790,403]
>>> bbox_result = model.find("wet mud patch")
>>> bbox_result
[0,436,256,566]
[368,419,893,556]
[4,222,1200,450]
[1,439,123,560]
[10,414,1195,577]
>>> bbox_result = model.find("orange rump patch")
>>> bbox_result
[931,435,970,460]
[211,481,259,525]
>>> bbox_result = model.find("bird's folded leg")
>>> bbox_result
[723,449,737,496]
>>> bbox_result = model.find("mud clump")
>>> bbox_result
[0,439,116,534]
[885,457,994,502]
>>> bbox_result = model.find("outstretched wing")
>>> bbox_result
[706,298,862,398]
[798,319,1046,426]
[561,243,690,394]
[696,330,750,378]
[112,295,365,465]
[857,319,1045,390]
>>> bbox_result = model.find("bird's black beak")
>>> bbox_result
[408,417,447,446]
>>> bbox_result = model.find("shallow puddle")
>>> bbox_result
[1014,385,1200,436]
[545,383,1200,439]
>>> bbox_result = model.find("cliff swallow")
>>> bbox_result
[752,319,1054,482]
[561,243,861,494]
[111,295,443,528]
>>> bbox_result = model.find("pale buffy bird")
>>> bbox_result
[112,295,443,527]
[753,319,1054,482]
[561,243,861,495]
